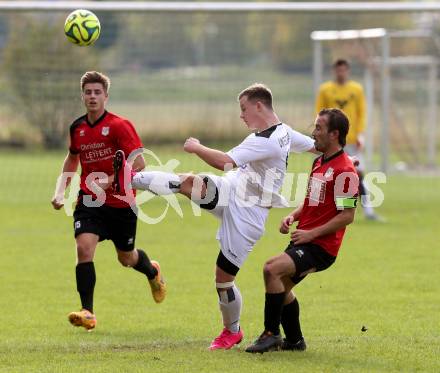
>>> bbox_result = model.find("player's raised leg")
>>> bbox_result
[113,150,216,206]
[113,149,181,196]
[68,233,98,331]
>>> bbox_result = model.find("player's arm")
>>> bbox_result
[51,152,80,210]
[183,137,236,171]
[280,202,304,234]
[288,127,319,155]
[291,208,355,245]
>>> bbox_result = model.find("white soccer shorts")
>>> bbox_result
[200,174,269,269]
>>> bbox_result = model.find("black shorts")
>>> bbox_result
[73,199,137,251]
[216,251,240,276]
[284,242,336,285]
[198,176,219,210]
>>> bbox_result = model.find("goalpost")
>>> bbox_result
[2,2,440,12]
[311,28,438,172]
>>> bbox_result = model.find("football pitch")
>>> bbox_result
[0,148,439,372]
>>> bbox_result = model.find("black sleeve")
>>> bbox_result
[69,115,86,154]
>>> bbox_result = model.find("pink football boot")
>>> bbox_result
[209,328,244,350]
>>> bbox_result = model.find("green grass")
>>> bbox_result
[0,148,439,372]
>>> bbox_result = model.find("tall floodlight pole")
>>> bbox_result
[313,39,323,96]
[428,60,437,167]
[364,68,374,170]
[380,32,391,173]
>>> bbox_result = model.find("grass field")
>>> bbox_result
[1,147,439,372]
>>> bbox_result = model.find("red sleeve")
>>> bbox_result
[115,119,143,157]
[334,167,359,200]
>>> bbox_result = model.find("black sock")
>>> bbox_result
[76,262,96,313]
[133,249,158,280]
[281,298,303,343]
[264,292,285,335]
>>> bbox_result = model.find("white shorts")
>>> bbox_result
[200,174,269,269]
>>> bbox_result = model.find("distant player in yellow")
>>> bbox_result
[316,59,382,221]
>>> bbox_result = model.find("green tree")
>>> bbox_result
[2,15,100,148]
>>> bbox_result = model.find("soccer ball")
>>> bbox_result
[64,9,100,46]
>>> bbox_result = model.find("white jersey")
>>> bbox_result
[225,123,314,208]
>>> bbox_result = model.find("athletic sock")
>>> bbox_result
[264,292,285,335]
[217,284,242,333]
[358,173,376,216]
[361,192,375,216]
[281,298,303,343]
[76,262,96,313]
[133,249,158,280]
[131,171,181,195]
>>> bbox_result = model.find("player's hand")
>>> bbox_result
[348,155,360,167]
[356,134,365,151]
[280,215,295,234]
[51,195,64,210]
[291,229,316,245]
[183,137,201,153]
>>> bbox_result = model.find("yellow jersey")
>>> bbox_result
[315,80,366,145]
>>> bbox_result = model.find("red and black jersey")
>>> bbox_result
[69,110,143,208]
[297,150,358,256]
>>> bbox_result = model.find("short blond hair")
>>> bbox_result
[80,71,111,93]
[238,83,273,109]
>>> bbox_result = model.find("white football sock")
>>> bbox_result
[360,180,375,216]
[131,171,181,195]
[362,199,375,216]
[217,283,242,333]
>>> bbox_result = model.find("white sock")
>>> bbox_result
[362,201,375,216]
[359,179,375,216]
[131,171,181,195]
[217,283,242,333]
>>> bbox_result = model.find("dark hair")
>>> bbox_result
[81,71,110,92]
[333,59,350,69]
[318,108,349,147]
[238,83,273,109]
